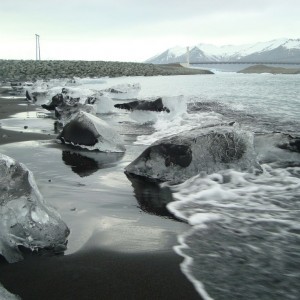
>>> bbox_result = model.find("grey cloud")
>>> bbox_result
[2,0,299,31]
[1,0,300,61]
[3,0,299,25]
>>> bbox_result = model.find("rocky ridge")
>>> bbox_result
[0,60,212,82]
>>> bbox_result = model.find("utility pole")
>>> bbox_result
[35,34,41,61]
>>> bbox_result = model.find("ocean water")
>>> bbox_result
[1,72,300,299]
[190,63,300,73]
[82,73,300,300]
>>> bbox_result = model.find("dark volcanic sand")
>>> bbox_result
[0,245,200,300]
[0,87,201,300]
[0,87,56,144]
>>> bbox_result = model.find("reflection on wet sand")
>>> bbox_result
[126,174,176,219]
[62,150,125,177]
[62,151,99,177]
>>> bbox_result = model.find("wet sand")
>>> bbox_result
[0,88,201,299]
[0,87,56,144]
[0,100,56,145]
[0,244,200,300]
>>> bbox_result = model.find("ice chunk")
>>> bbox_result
[114,98,170,113]
[57,111,126,152]
[0,283,21,300]
[126,125,260,183]
[103,83,141,99]
[91,94,116,114]
[0,154,69,263]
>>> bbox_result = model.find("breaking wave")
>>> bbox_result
[135,96,223,145]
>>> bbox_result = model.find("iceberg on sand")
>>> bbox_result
[0,154,69,263]
[57,111,126,152]
[126,124,260,183]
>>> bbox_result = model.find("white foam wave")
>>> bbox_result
[74,77,108,85]
[135,96,223,145]
[129,110,159,125]
[169,166,300,221]
[167,165,300,299]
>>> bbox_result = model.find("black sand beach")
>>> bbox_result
[0,245,201,300]
[0,86,201,299]
[0,87,56,144]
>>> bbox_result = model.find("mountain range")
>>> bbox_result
[146,38,300,64]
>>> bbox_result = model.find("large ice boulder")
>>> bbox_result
[42,90,96,124]
[125,125,260,183]
[0,154,69,263]
[55,100,96,125]
[114,98,170,113]
[57,111,126,152]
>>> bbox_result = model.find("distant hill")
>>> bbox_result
[238,64,300,74]
[146,39,300,64]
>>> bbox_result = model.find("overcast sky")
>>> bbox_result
[1,0,299,62]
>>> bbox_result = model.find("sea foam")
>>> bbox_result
[167,163,300,300]
[135,95,223,145]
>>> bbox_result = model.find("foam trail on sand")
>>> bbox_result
[167,162,300,300]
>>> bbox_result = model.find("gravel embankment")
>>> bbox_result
[0,60,213,81]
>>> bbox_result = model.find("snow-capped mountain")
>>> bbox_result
[146,39,300,64]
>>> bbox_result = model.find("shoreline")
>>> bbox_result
[0,97,56,145]
[0,88,201,299]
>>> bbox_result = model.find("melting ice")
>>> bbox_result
[0,153,69,263]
